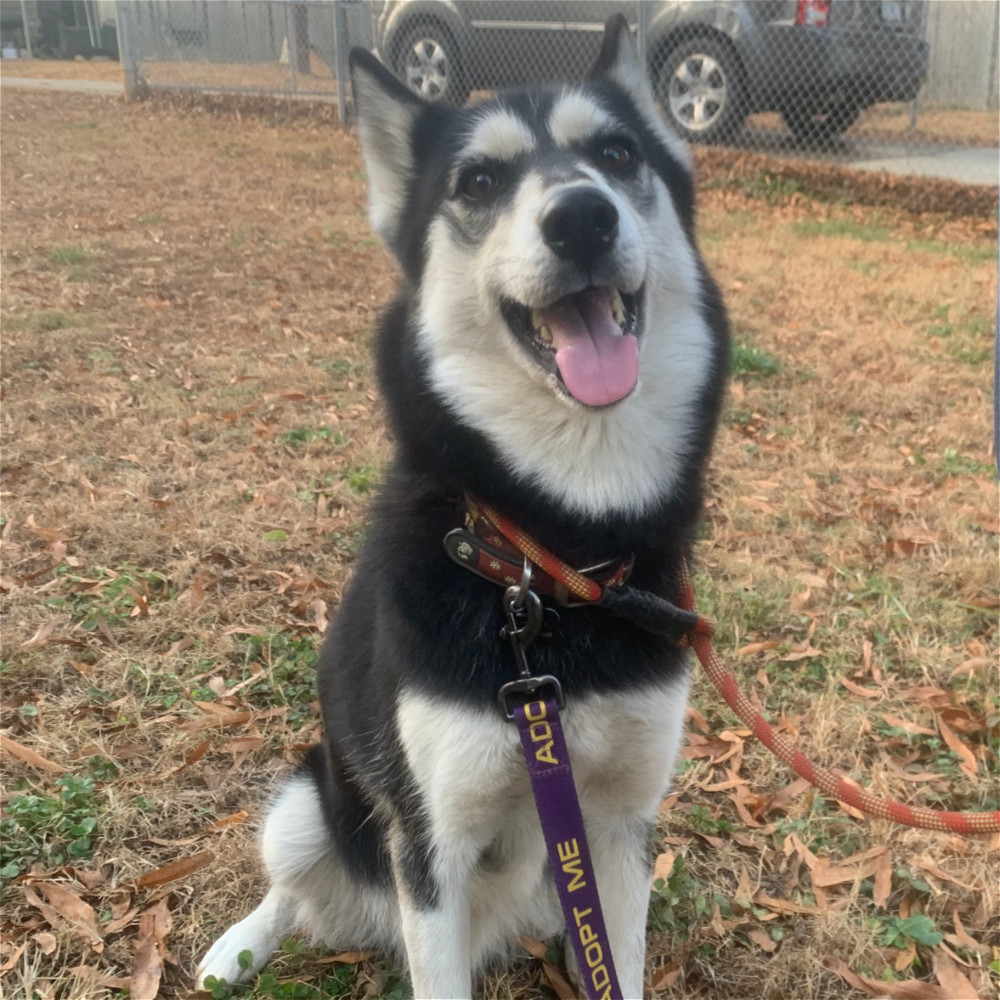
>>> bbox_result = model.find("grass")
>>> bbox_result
[791,218,892,242]
[730,340,781,379]
[0,775,102,880]
[906,239,997,265]
[0,88,996,1000]
[48,244,93,266]
[16,308,86,333]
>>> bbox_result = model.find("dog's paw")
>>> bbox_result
[195,916,275,988]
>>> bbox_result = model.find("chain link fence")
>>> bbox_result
[113,0,998,156]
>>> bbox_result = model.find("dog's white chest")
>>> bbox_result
[397,678,690,842]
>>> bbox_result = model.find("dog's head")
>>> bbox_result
[351,18,719,515]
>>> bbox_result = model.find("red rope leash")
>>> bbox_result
[474,502,1000,835]
[674,566,1000,836]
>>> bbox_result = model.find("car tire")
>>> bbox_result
[655,36,747,144]
[394,21,468,105]
[782,103,861,144]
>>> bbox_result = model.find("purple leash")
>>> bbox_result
[496,581,622,1000]
[511,695,622,1000]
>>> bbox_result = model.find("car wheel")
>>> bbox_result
[655,36,746,144]
[782,103,860,144]
[394,22,468,105]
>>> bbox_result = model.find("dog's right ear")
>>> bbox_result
[349,49,423,247]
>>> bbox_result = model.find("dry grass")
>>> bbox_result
[0,56,338,94]
[0,89,997,1000]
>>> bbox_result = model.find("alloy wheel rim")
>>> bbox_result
[668,53,727,131]
[404,38,448,99]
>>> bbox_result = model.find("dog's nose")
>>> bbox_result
[540,188,619,268]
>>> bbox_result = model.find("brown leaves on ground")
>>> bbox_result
[131,899,173,1000]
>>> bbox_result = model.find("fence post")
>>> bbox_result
[332,0,349,123]
[285,1,299,93]
[18,0,33,58]
[635,0,649,72]
[115,0,139,101]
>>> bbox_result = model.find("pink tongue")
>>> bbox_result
[541,289,638,407]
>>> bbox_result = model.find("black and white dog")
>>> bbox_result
[197,16,728,999]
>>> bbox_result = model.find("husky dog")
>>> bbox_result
[197,16,728,999]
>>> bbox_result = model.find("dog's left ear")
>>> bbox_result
[589,15,653,108]
[589,15,692,169]
[350,48,423,248]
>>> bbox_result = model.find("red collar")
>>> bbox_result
[443,496,633,606]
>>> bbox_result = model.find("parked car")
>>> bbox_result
[369,0,929,143]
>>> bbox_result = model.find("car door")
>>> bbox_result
[459,0,569,89]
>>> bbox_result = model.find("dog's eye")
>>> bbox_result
[600,143,632,172]
[461,169,500,201]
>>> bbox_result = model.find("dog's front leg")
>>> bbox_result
[391,824,474,999]
[587,817,654,1000]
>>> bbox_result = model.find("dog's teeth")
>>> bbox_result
[538,325,553,344]
[530,308,544,332]
[608,289,625,326]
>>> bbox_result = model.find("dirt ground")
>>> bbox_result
[0,89,997,1000]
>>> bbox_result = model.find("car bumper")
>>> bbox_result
[751,26,929,111]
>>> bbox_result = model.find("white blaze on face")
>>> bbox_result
[463,110,537,162]
[547,89,616,147]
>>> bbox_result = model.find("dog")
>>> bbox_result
[196,16,728,998]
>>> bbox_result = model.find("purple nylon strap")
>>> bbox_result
[512,695,622,1000]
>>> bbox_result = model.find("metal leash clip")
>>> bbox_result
[497,559,564,719]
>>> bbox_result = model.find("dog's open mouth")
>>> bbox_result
[501,287,641,408]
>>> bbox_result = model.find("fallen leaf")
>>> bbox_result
[936,715,978,780]
[130,898,172,1000]
[25,882,103,951]
[72,868,108,891]
[133,851,212,890]
[180,710,253,732]
[894,940,918,973]
[765,776,811,814]
[915,858,977,891]
[837,675,881,699]
[650,961,681,990]
[518,935,548,960]
[754,892,824,916]
[824,955,953,998]
[104,905,140,936]
[872,850,893,909]
[204,810,249,833]
[780,645,823,662]
[220,736,264,755]
[0,734,68,774]
[653,851,675,882]
[685,705,711,735]
[931,950,977,999]
[542,961,578,1000]
[316,950,376,965]
[0,943,26,973]
[747,928,778,952]
[880,714,936,736]
[946,909,986,955]
[32,932,57,956]
[736,640,780,656]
